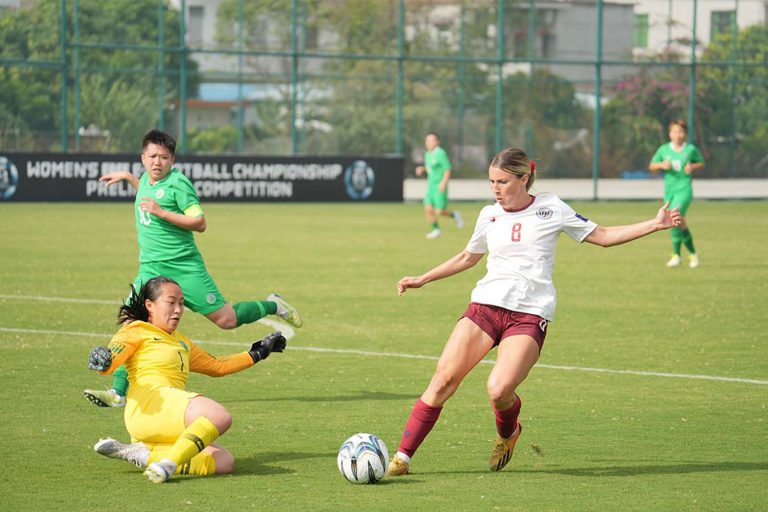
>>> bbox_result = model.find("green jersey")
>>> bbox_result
[650,142,704,193]
[424,146,451,188]
[135,168,202,263]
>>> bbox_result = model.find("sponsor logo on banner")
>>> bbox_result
[0,156,19,200]
[344,160,375,200]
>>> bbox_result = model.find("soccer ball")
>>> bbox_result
[337,433,389,484]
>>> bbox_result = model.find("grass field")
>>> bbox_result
[1,200,766,511]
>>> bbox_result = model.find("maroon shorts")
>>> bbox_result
[461,302,548,351]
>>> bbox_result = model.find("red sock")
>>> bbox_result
[492,394,521,438]
[397,398,442,458]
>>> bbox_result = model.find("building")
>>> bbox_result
[616,0,768,58]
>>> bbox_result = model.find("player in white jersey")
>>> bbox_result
[386,147,682,477]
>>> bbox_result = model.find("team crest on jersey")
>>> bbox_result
[206,293,216,305]
[155,188,165,199]
[536,207,553,219]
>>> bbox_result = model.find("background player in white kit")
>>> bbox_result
[386,147,682,476]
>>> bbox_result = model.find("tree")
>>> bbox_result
[699,24,768,176]
[0,0,198,151]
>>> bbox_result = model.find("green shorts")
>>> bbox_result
[664,187,693,216]
[423,186,449,210]
[133,257,227,315]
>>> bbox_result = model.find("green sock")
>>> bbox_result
[233,301,277,327]
[670,227,683,255]
[681,228,696,254]
[112,365,129,397]
[432,222,439,230]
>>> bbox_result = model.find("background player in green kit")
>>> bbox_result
[415,132,463,239]
[84,129,302,407]
[649,119,705,268]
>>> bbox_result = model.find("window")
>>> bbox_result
[711,11,736,41]
[188,6,204,47]
[633,14,649,48]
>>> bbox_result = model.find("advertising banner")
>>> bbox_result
[0,153,404,202]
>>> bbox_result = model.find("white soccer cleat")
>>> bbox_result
[84,388,126,408]
[425,228,442,239]
[94,438,149,468]
[454,211,464,229]
[665,254,681,268]
[688,254,699,268]
[268,292,303,328]
[144,458,177,484]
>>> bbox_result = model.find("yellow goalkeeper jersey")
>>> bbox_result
[101,320,253,389]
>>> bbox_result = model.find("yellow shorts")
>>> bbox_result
[124,385,200,444]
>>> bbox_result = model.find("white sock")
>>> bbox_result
[396,451,411,463]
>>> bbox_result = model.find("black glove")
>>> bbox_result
[249,331,286,363]
[88,346,112,371]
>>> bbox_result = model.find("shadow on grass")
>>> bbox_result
[232,451,336,476]
[226,390,416,404]
[426,461,768,478]
[516,461,768,477]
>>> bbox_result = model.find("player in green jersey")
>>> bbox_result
[416,132,463,239]
[649,120,705,268]
[84,129,302,408]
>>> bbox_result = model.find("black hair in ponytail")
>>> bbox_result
[117,276,180,324]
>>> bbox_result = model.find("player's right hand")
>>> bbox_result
[249,331,287,363]
[99,172,125,185]
[397,276,424,295]
[88,346,112,372]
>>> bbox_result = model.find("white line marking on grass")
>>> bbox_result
[1,325,766,386]
[0,294,116,305]
[0,294,295,338]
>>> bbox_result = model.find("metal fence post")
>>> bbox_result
[687,0,698,144]
[157,0,165,131]
[290,0,299,155]
[495,0,504,153]
[592,0,603,200]
[396,0,404,155]
[73,0,80,150]
[60,0,68,151]
[178,0,187,152]
[237,0,244,153]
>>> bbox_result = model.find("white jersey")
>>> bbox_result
[465,192,597,321]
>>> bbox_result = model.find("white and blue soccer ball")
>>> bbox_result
[337,433,389,484]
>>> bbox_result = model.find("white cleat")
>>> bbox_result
[268,292,303,328]
[665,254,681,268]
[84,388,126,408]
[425,228,442,240]
[454,211,464,229]
[144,458,177,484]
[688,254,699,268]
[94,438,149,468]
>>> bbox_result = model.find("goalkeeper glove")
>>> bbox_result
[88,346,112,372]
[249,331,286,363]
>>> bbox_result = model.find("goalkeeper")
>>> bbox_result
[88,276,287,483]
[85,129,301,408]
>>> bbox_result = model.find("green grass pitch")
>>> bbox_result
[0,200,766,511]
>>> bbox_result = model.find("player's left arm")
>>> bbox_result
[138,198,206,232]
[685,147,705,175]
[585,201,681,247]
[438,169,452,193]
[189,332,286,377]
